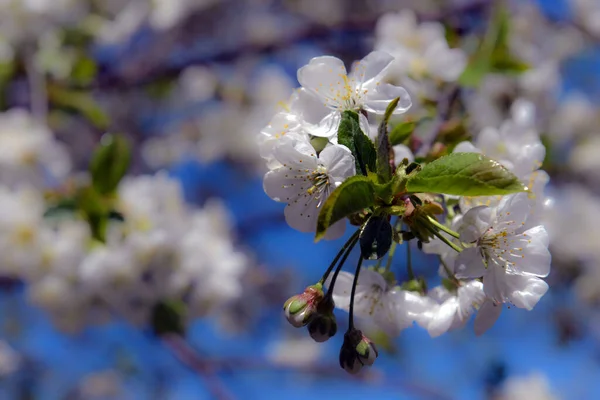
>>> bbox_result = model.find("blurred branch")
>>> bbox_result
[93,0,491,89]
[162,334,236,400]
[24,50,48,124]
[162,333,453,400]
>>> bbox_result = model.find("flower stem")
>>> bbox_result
[319,229,361,284]
[384,217,403,273]
[427,216,460,239]
[439,256,457,281]
[348,254,364,329]
[406,241,415,280]
[325,234,360,296]
[427,225,462,253]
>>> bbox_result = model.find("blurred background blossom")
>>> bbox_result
[0,0,599,399]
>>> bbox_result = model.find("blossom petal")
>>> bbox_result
[393,144,414,163]
[474,299,502,336]
[505,273,548,310]
[297,56,347,105]
[459,206,493,242]
[350,51,394,87]
[516,226,551,277]
[363,83,412,115]
[427,298,458,337]
[327,271,354,307]
[283,192,319,233]
[424,40,467,82]
[496,193,530,231]
[454,247,486,279]
[457,280,485,320]
[304,110,341,138]
[453,141,481,154]
[319,144,355,184]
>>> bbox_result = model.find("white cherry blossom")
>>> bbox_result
[328,268,434,336]
[375,10,467,82]
[297,51,411,137]
[263,136,355,239]
[419,280,486,337]
[454,193,551,310]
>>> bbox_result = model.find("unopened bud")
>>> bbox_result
[339,329,379,374]
[308,312,337,342]
[355,334,378,366]
[283,284,324,328]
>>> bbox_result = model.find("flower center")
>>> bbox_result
[478,227,522,270]
[306,166,331,205]
[327,74,368,112]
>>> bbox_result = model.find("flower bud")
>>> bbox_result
[283,284,324,328]
[339,329,378,374]
[308,312,337,342]
[355,334,378,366]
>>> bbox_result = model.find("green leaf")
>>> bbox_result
[71,55,97,86]
[338,111,376,175]
[315,176,376,242]
[48,85,110,129]
[44,199,78,219]
[458,3,528,87]
[376,98,399,183]
[389,121,415,146]
[76,186,109,242]
[406,152,527,196]
[90,134,131,196]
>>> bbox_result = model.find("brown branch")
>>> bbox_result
[92,0,491,90]
[162,334,236,400]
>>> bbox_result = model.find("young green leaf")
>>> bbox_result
[338,111,376,175]
[406,152,527,196]
[459,3,528,87]
[389,121,415,146]
[376,98,399,183]
[90,134,131,195]
[315,176,376,241]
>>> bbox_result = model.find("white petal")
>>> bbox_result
[505,274,548,310]
[297,56,347,104]
[304,111,341,138]
[428,285,452,303]
[263,168,301,202]
[454,247,486,279]
[319,144,355,183]
[457,280,485,320]
[516,226,551,277]
[328,271,354,308]
[459,206,493,242]
[291,88,330,126]
[363,83,412,115]
[427,298,459,337]
[474,299,502,336]
[393,144,414,163]
[323,219,347,241]
[453,141,481,154]
[496,193,530,229]
[283,192,320,233]
[424,40,467,82]
[350,51,394,87]
[272,136,318,167]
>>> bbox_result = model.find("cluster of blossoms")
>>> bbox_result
[260,16,552,371]
[0,109,250,333]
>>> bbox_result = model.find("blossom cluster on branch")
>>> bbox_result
[260,9,554,374]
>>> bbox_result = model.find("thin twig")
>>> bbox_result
[24,50,48,124]
[162,334,236,400]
